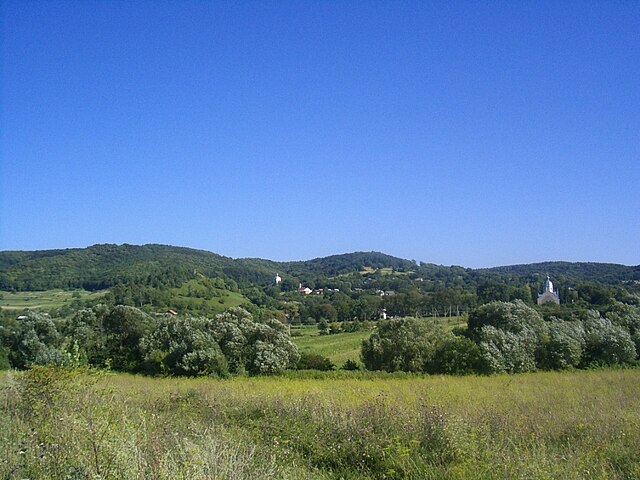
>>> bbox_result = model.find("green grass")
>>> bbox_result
[0,289,106,311]
[292,317,466,367]
[167,280,249,314]
[2,367,639,479]
[292,326,372,366]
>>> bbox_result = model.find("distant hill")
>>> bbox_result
[483,262,640,285]
[0,243,637,292]
[0,244,416,291]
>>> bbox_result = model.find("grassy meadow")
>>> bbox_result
[292,325,372,366]
[0,290,106,311]
[2,367,639,479]
[292,316,466,367]
[168,280,249,314]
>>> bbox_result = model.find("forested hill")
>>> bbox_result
[0,243,637,292]
[0,244,236,290]
[0,244,416,291]
[484,262,640,285]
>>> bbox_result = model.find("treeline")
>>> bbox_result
[362,300,640,374]
[0,244,241,291]
[2,244,638,294]
[0,306,299,376]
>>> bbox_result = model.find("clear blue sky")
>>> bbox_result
[1,1,638,267]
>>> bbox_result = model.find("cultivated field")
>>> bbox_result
[0,290,106,311]
[2,367,638,479]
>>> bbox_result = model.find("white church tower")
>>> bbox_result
[537,275,560,305]
[274,273,282,285]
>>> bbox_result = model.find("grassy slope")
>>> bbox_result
[292,325,372,366]
[2,368,639,479]
[168,280,249,314]
[0,282,248,315]
[0,289,106,311]
[292,317,466,367]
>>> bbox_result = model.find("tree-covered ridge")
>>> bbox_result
[2,244,639,326]
[483,261,640,285]
[0,244,235,291]
[0,244,419,291]
[2,244,638,294]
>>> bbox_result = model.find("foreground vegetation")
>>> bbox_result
[2,367,639,479]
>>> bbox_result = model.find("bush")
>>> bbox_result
[341,359,361,371]
[469,301,549,373]
[477,326,538,373]
[582,313,637,366]
[211,308,300,375]
[429,335,488,374]
[297,353,335,371]
[541,320,585,370]
[140,316,228,376]
[361,317,443,372]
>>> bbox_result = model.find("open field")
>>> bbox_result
[168,280,249,314]
[292,325,372,366]
[292,317,466,367]
[0,289,106,311]
[2,367,638,479]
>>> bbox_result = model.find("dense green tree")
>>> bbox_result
[210,307,299,375]
[541,319,585,370]
[468,300,546,337]
[582,312,636,366]
[361,317,444,372]
[62,308,106,365]
[429,335,488,375]
[605,301,640,357]
[140,316,228,376]
[468,301,548,373]
[102,305,154,371]
[477,326,538,373]
[297,352,335,371]
[7,312,64,369]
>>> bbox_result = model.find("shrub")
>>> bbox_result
[361,317,443,372]
[297,353,335,371]
[211,308,299,375]
[429,335,488,374]
[477,325,538,373]
[9,312,65,369]
[541,320,585,370]
[140,316,228,376]
[582,313,637,366]
[341,359,361,371]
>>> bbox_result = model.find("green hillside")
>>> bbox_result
[0,244,418,292]
[1,243,638,320]
[292,326,372,366]
[0,289,106,311]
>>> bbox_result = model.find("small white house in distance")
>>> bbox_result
[297,283,312,295]
[537,275,560,305]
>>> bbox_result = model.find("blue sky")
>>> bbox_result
[1,1,639,267]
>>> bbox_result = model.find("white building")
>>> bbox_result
[537,275,560,305]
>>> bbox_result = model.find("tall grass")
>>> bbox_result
[2,368,639,479]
